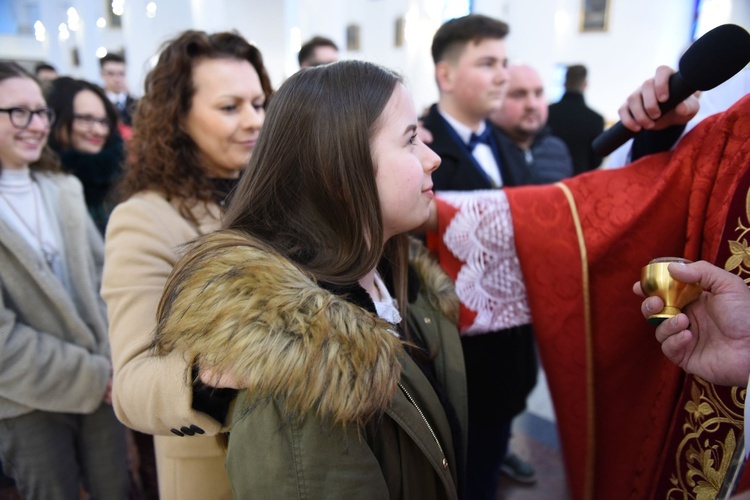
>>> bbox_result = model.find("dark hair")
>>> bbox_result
[99,53,125,68]
[34,62,56,74]
[118,30,273,220]
[44,76,120,152]
[431,14,509,64]
[298,36,339,67]
[224,60,411,321]
[0,61,59,174]
[565,64,588,91]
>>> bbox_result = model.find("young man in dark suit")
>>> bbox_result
[100,53,138,127]
[421,14,539,499]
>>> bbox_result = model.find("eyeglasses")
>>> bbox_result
[73,114,112,130]
[0,107,56,129]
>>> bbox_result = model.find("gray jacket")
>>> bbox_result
[0,172,110,419]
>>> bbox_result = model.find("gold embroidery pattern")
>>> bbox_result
[725,186,750,284]
[667,184,750,498]
[667,379,745,499]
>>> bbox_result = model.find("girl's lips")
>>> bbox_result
[86,136,105,145]
[422,188,434,199]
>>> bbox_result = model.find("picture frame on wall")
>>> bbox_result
[395,17,405,48]
[580,0,610,32]
[346,24,360,51]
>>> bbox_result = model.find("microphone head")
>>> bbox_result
[679,24,750,91]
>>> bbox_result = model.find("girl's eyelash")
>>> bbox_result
[408,133,418,145]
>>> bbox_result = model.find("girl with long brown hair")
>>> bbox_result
[153,60,466,498]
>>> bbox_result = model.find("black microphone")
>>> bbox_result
[592,23,750,157]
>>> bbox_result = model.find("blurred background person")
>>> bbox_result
[101,30,272,500]
[100,53,138,130]
[547,64,605,174]
[33,62,58,83]
[0,61,129,499]
[297,35,339,68]
[45,76,124,235]
[490,63,573,185]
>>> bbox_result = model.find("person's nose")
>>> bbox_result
[93,122,110,135]
[494,65,509,86]
[26,112,49,133]
[241,104,264,130]
[421,144,441,173]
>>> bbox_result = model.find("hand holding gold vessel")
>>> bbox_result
[640,257,703,325]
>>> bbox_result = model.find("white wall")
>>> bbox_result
[1,0,746,121]
[488,0,695,123]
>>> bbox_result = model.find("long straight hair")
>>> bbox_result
[224,60,411,323]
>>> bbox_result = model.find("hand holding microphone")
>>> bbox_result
[618,65,700,134]
[593,23,750,156]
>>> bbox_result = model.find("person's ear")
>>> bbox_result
[435,61,455,93]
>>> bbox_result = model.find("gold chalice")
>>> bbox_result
[640,257,703,326]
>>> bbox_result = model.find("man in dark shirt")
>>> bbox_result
[547,64,604,174]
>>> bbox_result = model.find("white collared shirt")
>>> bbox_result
[372,272,401,336]
[106,91,127,108]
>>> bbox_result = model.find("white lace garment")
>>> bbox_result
[438,190,531,334]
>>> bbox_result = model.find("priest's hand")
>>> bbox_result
[618,65,700,133]
[633,260,750,387]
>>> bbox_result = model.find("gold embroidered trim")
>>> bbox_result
[724,185,750,284]
[555,182,595,500]
[668,183,750,498]
[667,379,745,499]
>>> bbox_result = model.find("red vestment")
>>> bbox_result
[430,94,750,499]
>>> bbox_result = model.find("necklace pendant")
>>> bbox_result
[41,243,59,270]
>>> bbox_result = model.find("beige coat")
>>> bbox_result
[0,172,110,418]
[102,191,230,500]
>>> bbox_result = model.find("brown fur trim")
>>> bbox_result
[154,231,404,426]
[408,238,459,323]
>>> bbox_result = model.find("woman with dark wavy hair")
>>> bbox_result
[45,76,124,234]
[0,61,129,498]
[100,30,272,500]
[153,60,466,499]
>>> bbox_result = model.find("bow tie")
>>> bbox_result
[467,128,492,151]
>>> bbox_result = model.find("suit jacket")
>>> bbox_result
[548,92,605,175]
[424,104,528,191]
[0,172,110,419]
[102,190,231,499]
[111,94,138,127]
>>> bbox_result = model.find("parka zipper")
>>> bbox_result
[397,382,449,471]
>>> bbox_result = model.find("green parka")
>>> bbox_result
[154,232,467,499]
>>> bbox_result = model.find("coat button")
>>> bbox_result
[180,426,196,436]
[424,317,432,325]
[170,428,185,437]
[189,425,205,435]
[442,458,448,470]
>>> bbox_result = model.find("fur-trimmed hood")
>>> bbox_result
[154,231,457,427]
